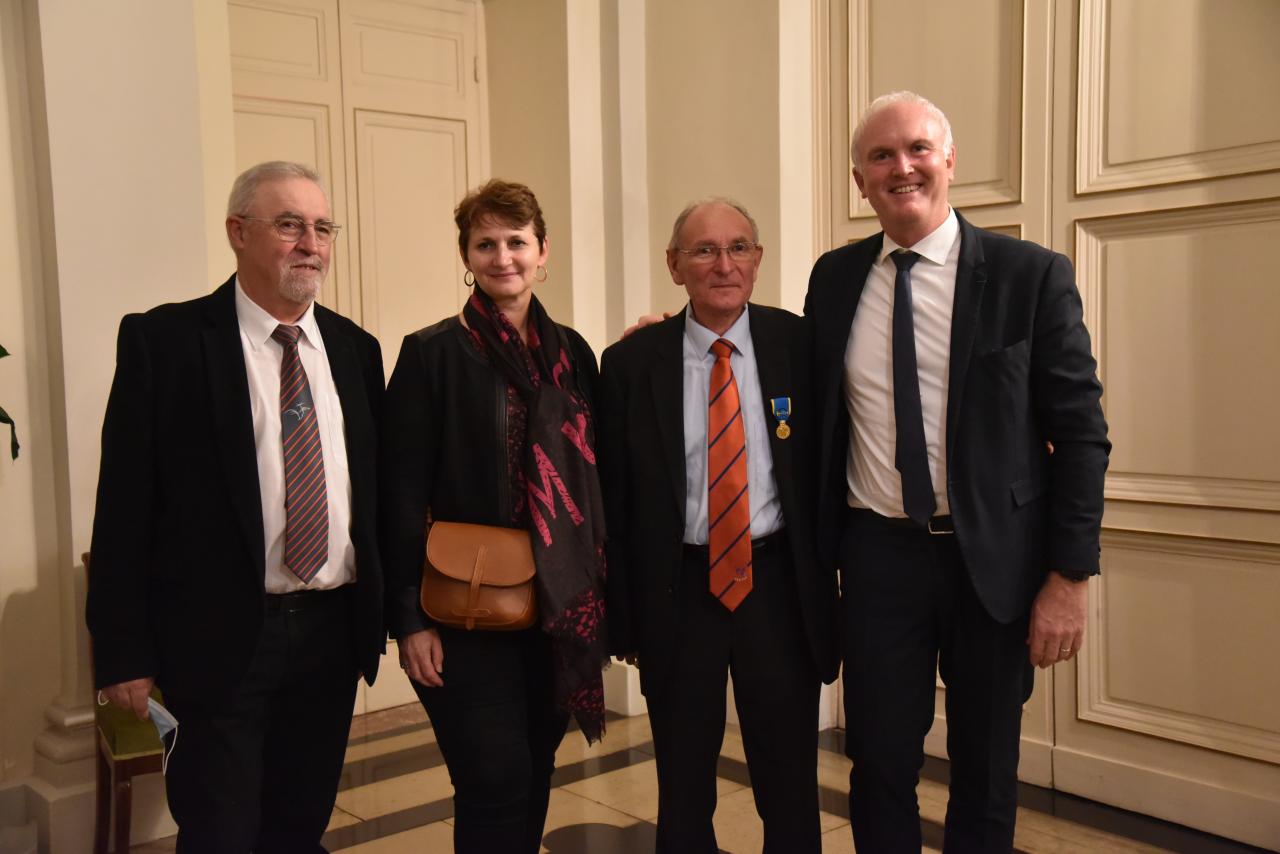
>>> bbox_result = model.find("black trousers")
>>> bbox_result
[412,626,569,854]
[646,539,821,854]
[164,586,359,854]
[840,510,1034,854]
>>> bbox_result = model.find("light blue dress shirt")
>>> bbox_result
[682,307,783,544]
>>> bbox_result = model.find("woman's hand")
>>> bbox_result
[399,628,445,687]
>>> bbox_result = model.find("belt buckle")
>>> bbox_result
[927,517,951,535]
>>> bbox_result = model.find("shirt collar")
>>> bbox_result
[684,304,753,359]
[234,275,322,352]
[877,207,959,267]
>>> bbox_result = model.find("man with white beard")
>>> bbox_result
[87,162,386,853]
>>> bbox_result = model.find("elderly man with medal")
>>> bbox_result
[598,198,839,852]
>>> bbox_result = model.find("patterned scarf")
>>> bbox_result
[462,289,608,742]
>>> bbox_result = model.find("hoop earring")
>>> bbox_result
[535,265,548,283]
[463,270,475,287]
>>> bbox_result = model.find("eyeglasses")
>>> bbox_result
[236,215,342,246]
[674,241,761,265]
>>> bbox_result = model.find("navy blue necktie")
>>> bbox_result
[891,251,937,526]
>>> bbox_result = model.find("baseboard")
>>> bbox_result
[1053,745,1280,850]
[603,660,647,716]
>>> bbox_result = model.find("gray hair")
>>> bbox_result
[226,161,328,216]
[667,197,760,251]
[850,91,954,170]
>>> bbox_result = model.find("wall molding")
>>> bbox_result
[845,0,1023,220]
[1075,0,1280,194]
[1076,199,1280,512]
[1080,530,1280,764]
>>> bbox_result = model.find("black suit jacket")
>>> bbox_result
[598,304,839,694]
[805,213,1110,622]
[86,277,385,709]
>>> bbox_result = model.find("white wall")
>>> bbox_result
[0,1,233,847]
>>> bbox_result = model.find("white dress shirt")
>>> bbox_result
[235,278,355,592]
[843,209,960,517]
[683,307,784,544]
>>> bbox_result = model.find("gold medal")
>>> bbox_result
[775,422,791,440]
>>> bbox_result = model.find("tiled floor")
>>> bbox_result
[132,704,1266,853]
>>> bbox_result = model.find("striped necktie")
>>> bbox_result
[707,338,752,610]
[272,324,328,583]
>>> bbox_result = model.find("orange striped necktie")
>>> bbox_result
[272,324,328,583]
[707,338,752,610]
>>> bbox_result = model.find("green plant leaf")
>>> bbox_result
[0,404,17,460]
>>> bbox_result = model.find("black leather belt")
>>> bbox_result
[682,528,788,561]
[851,508,955,535]
[265,584,353,613]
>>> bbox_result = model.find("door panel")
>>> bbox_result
[353,110,470,367]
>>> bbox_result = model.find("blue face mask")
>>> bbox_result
[146,697,180,774]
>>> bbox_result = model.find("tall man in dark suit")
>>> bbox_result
[600,199,838,852]
[805,91,1110,851]
[86,161,385,853]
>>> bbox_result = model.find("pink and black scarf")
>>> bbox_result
[463,289,608,742]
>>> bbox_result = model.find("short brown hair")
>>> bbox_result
[454,179,546,258]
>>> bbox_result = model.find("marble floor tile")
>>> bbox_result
[710,786,766,853]
[540,788,650,853]
[342,726,437,765]
[134,708,1256,854]
[339,819,453,852]
[554,713,655,767]
[561,757,744,822]
[347,703,427,741]
[335,763,453,820]
[327,806,362,831]
[1014,810,1171,854]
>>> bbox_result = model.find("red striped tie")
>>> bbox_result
[707,338,752,610]
[272,325,328,584]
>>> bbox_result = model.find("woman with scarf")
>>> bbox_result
[381,180,608,853]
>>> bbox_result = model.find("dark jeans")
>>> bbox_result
[413,626,569,854]
[841,510,1034,854]
[165,586,359,854]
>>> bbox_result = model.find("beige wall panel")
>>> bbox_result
[847,0,1022,218]
[1077,0,1280,193]
[341,0,476,120]
[353,110,469,371]
[646,0,780,311]
[233,98,329,171]
[1077,202,1280,511]
[229,0,332,80]
[1080,531,1280,762]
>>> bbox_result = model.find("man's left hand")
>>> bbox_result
[1027,572,1089,668]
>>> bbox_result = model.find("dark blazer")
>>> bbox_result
[805,213,1110,622]
[598,304,839,693]
[379,316,599,639]
[85,277,385,708]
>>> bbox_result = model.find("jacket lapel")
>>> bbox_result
[946,212,987,452]
[316,309,373,518]
[817,237,880,483]
[649,311,689,525]
[200,278,266,582]
[748,305,794,506]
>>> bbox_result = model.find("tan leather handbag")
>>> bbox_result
[420,521,537,631]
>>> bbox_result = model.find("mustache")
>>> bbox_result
[288,254,325,270]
